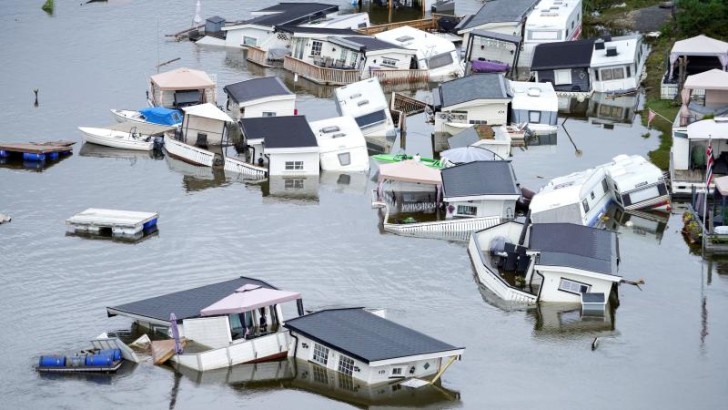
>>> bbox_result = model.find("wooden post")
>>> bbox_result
[430,356,458,384]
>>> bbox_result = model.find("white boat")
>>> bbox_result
[106,277,304,372]
[78,126,155,151]
[309,116,370,172]
[468,220,622,304]
[163,134,217,167]
[110,107,183,126]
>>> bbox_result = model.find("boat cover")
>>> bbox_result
[471,60,510,73]
[200,285,301,316]
[139,107,183,125]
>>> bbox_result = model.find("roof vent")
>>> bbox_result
[332,132,346,138]
[321,126,340,133]
[527,87,541,97]
[395,35,414,43]
[594,40,605,50]
[349,93,362,99]
[357,99,369,106]
[606,47,618,57]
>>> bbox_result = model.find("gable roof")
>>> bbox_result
[243,3,339,27]
[458,0,539,31]
[671,34,728,57]
[150,67,215,90]
[437,74,509,108]
[106,277,276,323]
[529,223,620,276]
[182,103,234,122]
[239,116,317,148]
[531,39,596,70]
[223,77,293,104]
[441,160,520,198]
[330,36,410,53]
[684,69,728,91]
[284,308,463,363]
[378,160,442,186]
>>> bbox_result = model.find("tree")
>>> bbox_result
[675,0,728,38]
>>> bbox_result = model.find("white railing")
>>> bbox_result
[224,156,267,179]
[164,135,215,167]
[384,216,505,242]
[467,234,537,304]
[177,331,291,372]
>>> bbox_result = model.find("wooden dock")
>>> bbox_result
[0,140,75,161]
[66,208,159,238]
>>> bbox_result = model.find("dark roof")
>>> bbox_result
[469,30,521,44]
[106,277,275,323]
[284,308,463,363]
[442,161,520,197]
[529,223,620,276]
[459,0,539,30]
[437,74,509,108]
[207,16,225,24]
[276,25,361,36]
[531,39,596,70]
[447,127,480,148]
[339,36,407,52]
[223,77,292,104]
[239,116,318,148]
[245,3,339,27]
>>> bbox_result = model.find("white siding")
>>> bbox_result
[183,316,231,349]
[537,269,617,303]
[268,152,320,176]
[183,116,226,145]
[242,98,296,119]
[224,27,271,48]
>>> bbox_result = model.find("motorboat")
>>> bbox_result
[111,107,183,126]
[78,126,155,151]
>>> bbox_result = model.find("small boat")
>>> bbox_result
[36,336,138,373]
[372,153,444,169]
[79,126,154,151]
[111,107,183,126]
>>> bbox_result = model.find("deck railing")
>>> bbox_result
[283,56,361,85]
[392,92,429,116]
[246,46,269,67]
[383,216,505,242]
[356,16,439,35]
[370,68,429,87]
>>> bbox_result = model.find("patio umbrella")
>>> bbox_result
[440,146,498,165]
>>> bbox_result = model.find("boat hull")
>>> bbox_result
[163,134,216,167]
[78,127,153,151]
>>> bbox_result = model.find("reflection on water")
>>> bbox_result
[319,171,369,195]
[261,175,320,203]
[163,153,229,192]
[65,226,160,244]
[529,303,617,336]
[174,358,460,409]
[587,92,641,129]
[79,142,161,164]
[600,204,669,244]
[37,360,138,385]
[0,152,73,172]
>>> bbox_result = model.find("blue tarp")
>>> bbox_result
[139,107,183,125]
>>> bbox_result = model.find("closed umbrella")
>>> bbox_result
[193,0,202,25]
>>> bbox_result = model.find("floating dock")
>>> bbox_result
[0,140,75,161]
[66,208,159,238]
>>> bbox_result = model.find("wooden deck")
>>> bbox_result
[0,140,75,154]
[283,56,360,85]
[370,68,429,87]
[246,46,272,67]
[392,93,429,116]
[355,15,457,35]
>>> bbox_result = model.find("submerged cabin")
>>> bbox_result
[520,0,583,68]
[180,103,234,147]
[106,276,305,371]
[432,74,510,134]
[531,39,595,94]
[334,77,396,139]
[309,116,369,172]
[374,26,463,82]
[223,76,296,122]
[456,0,538,47]
[589,34,648,94]
[507,80,558,134]
[463,30,521,76]
[239,116,320,176]
[285,308,465,385]
[149,67,216,108]
[441,160,520,220]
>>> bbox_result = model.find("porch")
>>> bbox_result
[283,56,361,85]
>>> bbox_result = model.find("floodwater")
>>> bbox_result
[0,1,726,409]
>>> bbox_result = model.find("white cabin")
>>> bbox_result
[106,277,305,372]
[520,0,583,68]
[334,78,396,139]
[468,220,621,304]
[180,103,234,147]
[589,34,648,94]
[529,166,612,227]
[285,308,464,385]
[432,74,510,134]
[223,76,296,122]
[441,160,520,219]
[507,80,558,135]
[309,116,369,172]
[671,118,728,196]
[239,116,320,176]
[374,26,463,82]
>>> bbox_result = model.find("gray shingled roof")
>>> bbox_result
[447,127,480,149]
[284,308,463,363]
[106,277,275,322]
[437,74,509,108]
[459,0,539,30]
[442,160,520,198]
[531,39,596,70]
[239,116,318,148]
[223,77,292,104]
[339,36,407,52]
[529,223,620,276]
[244,3,339,27]
[469,30,521,44]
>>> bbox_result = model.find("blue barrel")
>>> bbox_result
[85,354,113,367]
[0,150,8,158]
[98,349,122,361]
[143,218,157,230]
[23,152,46,161]
[39,355,66,368]
[47,152,59,160]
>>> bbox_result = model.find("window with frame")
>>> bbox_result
[626,66,632,78]
[582,198,590,213]
[312,343,329,365]
[284,178,304,189]
[381,57,398,68]
[558,278,591,295]
[391,367,403,376]
[243,36,257,47]
[457,205,477,216]
[262,111,276,117]
[338,152,351,166]
[312,364,329,384]
[601,178,609,194]
[310,40,323,56]
[600,67,625,81]
[554,69,572,85]
[528,111,541,123]
[285,161,304,171]
[426,52,454,69]
[338,355,355,376]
